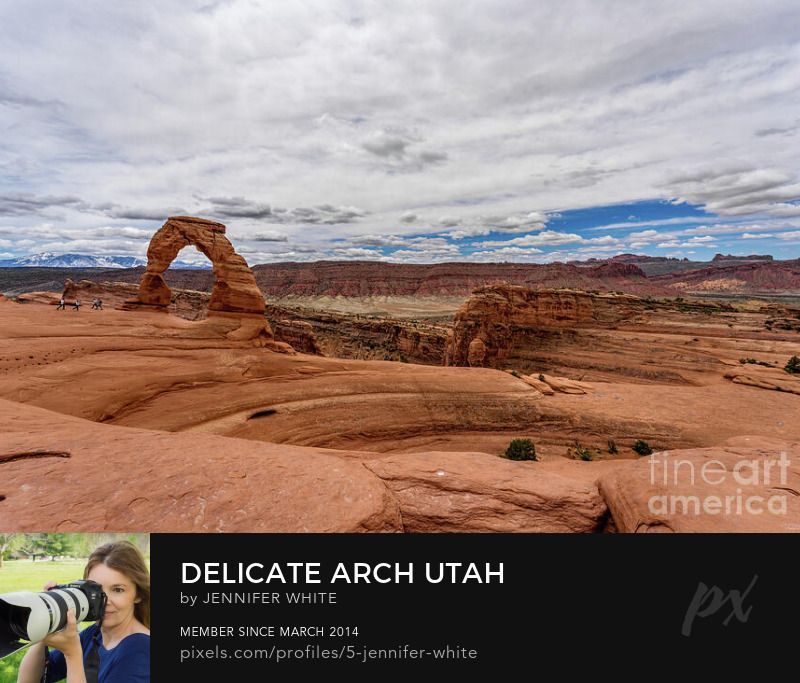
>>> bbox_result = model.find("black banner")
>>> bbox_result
[151,534,796,675]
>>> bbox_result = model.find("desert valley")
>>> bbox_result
[1,217,799,533]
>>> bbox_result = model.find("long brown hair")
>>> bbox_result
[84,541,151,629]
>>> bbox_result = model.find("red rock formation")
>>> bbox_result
[271,319,323,355]
[125,216,275,344]
[0,397,609,533]
[265,304,449,364]
[0,398,402,532]
[597,436,800,532]
[444,285,642,367]
[251,260,663,297]
[65,279,210,320]
[652,260,800,293]
[130,216,266,315]
[723,368,800,396]
[363,452,608,532]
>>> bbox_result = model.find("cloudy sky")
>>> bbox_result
[1,0,799,265]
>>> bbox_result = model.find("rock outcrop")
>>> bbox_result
[364,452,608,532]
[271,319,323,355]
[518,372,591,395]
[444,285,642,367]
[63,279,211,320]
[723,368,800,396]
[125,216,275,343]
[265,304,448,364]
[127,216,266,315]
[597,437,800,532]
[0,398,609,533]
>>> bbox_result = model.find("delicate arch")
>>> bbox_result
[135,216,265,315]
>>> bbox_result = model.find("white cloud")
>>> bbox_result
[476,230,583,248]
[657,236,717,248]
[628,229,660,240]
[663,166,800,217]
[1,1,799,260]
[331,247,383,258]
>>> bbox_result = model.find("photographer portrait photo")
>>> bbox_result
[0,534,150,683]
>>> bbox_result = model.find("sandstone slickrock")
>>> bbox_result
[4,295,800,532]
[723,368,800,396]
[0,397,609,534]
[520,373,590,395]
[14,291,61,305]
[0,398,402,532]
[597,437,800,532]
[364,452,608,532]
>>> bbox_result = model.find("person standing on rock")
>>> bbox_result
[56,298,66,310]
[91,298,103,310]
[73,299,81,311]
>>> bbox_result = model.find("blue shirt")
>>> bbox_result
[45,623,150,683]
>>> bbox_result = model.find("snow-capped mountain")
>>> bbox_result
[0,252,209,269]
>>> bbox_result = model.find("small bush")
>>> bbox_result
[607,440,618,455]
[503,438,538,461]
[538,373,545,382]
[573,442,593,461]
[510,370,521,378]
[633,440,653,456]
[785,355,800,374]
[740,357,774,367]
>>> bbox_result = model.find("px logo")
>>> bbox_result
[681,575,758,637]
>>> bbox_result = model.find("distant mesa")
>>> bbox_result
[712,253,773,262]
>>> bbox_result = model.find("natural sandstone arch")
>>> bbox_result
[133,216,266,315]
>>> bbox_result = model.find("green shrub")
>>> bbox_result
[510,370,521,378]
[739,357,774,367]
[538,373,545,382]
[607,440,618,455]
[785,355,800,374]
[503,438,537,461]
[573,442,592,461]
[633,440,653,456]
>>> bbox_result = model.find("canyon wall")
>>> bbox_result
[444,285,643,368]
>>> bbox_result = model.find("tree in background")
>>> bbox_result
[27,533,77,561]
[0,533,24,569]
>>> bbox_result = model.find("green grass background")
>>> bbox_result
[0,559,88,683]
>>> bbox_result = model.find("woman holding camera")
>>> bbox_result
[17,541,150,683]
